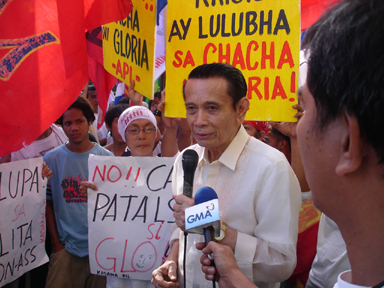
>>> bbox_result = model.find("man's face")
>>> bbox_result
[150,98,160,113]
[87,90,98,113]
[264,131,281,149]
[110,118,124,143]
[124,119,156,157]
[62,108,90,145]
[297,83,341,211]
[242,123,257,137]
[184,77,243,160]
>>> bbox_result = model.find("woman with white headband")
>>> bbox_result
[80,96,179,288]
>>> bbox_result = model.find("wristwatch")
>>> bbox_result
[215,222,228,242]
[153,109,162,117]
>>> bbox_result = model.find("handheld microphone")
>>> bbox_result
[182,149,198,198]
[186,187,219,288]
[181,150,199,287]
[185,186,220,243]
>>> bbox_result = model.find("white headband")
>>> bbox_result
[118,106,157,142]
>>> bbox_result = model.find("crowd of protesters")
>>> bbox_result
[2,0,384,287]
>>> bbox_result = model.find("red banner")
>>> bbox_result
[301,0,341,30]
[86,27,117,129]
[0,0,132,155]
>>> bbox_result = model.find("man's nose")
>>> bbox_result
[194,110,208,127]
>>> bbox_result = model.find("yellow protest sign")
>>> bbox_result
[103,0,156,98]
[166,0,300,121]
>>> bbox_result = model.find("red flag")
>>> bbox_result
[86,27,116,129]
[0,0,132,156]
[301,0,341,31]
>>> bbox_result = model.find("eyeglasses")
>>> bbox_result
[126,126,156,135]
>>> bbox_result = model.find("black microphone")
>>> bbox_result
[181,150,199,287]
[182,149,198,198]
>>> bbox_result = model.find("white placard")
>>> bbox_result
[0,158,49,286]
[88,155,175,281]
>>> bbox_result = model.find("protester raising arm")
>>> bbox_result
[128,79,144,106]
[156,90,180,157]
[270,103,310,193]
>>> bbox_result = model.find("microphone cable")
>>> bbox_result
[183,231,188,287]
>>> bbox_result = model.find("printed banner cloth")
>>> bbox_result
[0,0,132,156]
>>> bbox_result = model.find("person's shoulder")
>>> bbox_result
[51,124,68,143]
[43,143,66,160]
[245,137,288,164]
[92,143,114,156]
[176,144,203,161]
[180,143,203,154]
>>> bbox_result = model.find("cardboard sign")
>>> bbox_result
[88,155,175,281]
[0,158,49,286]
[103,0,157,98]
[166,0,300,122]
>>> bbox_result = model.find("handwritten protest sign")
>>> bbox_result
[165,0,300,122]
[0,158,48,286]
[103,0,157,98]
[88,155,175,280]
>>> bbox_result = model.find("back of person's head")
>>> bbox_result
[118,96,130,105]
[271,128,291,148]
[87,84,96,97]
[57,96,95,125]
[186,63,247,109]
[105,104,130,128]
[302,0,384,163]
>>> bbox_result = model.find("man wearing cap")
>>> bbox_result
[242,121,269,141]
[152,63,301,288]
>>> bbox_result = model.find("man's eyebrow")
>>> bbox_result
[205,101,220,106]
[185,100,221,106]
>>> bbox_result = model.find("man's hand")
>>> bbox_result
[151,260,179,287]
[269,103,304,138]
[128,80,144,106]
[79,181,98,198]
[52,242,65,254]
[42,162,52,181]
[173,194,194,231]
[197,241,257,288]
[157,90,181,129]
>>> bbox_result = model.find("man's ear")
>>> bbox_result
[278,139,288,152]
[258,131,266,141]
[237,97,250,121]
[335,113,364,176]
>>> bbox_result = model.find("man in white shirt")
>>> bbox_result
[151,63,302,288]
[297,0,384,286]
